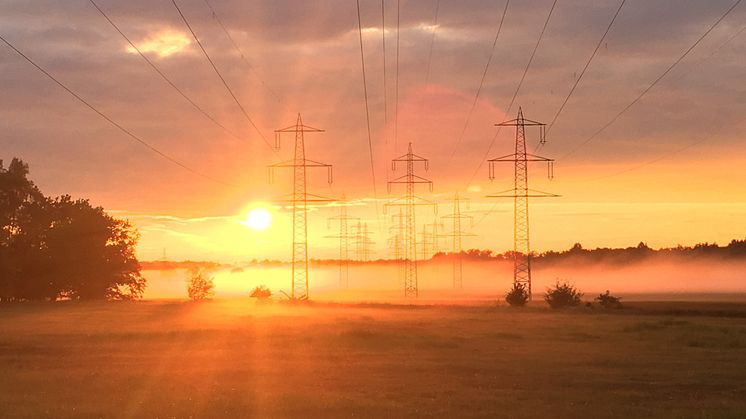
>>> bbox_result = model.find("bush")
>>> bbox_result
[544,281,583,309]
[249,285,272,300]
[505,282,529,307]
[596,290,622,309]
[187,271,214,301]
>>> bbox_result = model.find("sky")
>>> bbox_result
[1,0,745,262]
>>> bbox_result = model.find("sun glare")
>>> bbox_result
[242,208,272,231]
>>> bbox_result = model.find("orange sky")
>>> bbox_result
[1,0,745,262]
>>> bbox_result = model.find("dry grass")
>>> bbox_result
[1,300,745,418]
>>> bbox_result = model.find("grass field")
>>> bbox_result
[1,300,745,418]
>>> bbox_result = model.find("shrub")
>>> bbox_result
[505,282,529,307]
[544,281,583,309]
[249,285,272,300]
[187,270,214,301]
[596,290,623,309]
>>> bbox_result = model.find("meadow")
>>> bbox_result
[1,300,745,418]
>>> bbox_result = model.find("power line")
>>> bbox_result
[586,133,716,182]
[170,0,274,153]
[393,0,401,151]
[446,0,510,165]
[0,32,236,188]
[465,0,559,190]
[545,0,626,135]
[88,0,245,143]
[381,0,388,126]
[560,0,743,160]
[356,0,382,228]
[419,0,441,113]
[570,22,746,183]
[201,0,283,104]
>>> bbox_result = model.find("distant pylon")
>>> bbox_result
[428,219,444,256]
[268,114,333,301]
[441,193,476,289]
[487,107,557,300]
[327,195,358,288]
[385,143,436,298]
[418,224,432,261]
[417,219,444,260]
[354,221,375,262]
[388,208,405,260]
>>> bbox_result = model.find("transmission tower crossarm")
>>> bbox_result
[489,153,554,162]
[392,153,429,162]
[269,160,331,168]
[486,189,560,198]
[275,124,324,133]
[496,119,545,127]
[388,173,434,184]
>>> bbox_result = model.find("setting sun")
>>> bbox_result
[242,208,272,231]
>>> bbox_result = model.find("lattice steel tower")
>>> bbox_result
[385,143,435,298]
[388,208,405,260]
[268,114,333,301]
[428,219,444,257]
[327,195,358,288]
[354,221,375,262]
[441,193,475,289]
[418,219,444,260]
[487,107,556,299]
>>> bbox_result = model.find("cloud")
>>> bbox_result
[126,29,191,58]
[1,0,744,234]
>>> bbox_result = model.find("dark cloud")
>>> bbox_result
[0,0,744,215]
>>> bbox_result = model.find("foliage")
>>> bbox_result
[544,281,583,309]
[249,285,272,300]
[187,270,214,301]
[0,158,144,301]
[504,282,529,307]
[596,290,623,309]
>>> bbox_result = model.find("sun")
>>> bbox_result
[242,208,272,231]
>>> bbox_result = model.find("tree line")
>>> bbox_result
[430,240,746,265]
[0,158,144,302]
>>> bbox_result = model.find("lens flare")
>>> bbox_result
[242,208,272,231]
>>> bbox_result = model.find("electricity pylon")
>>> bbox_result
[327,195,358,288]
[418,224,433,261]
[268,114,333,301]
[487,107,557,300]
[441,193,476,289]
[418,219,443,260]
[385,142,436,298]
[388,208,405,260]
[354,221,375,262]
[427,219,445,256]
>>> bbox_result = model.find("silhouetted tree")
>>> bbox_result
[595,290,622,309]
[544,282,583,309]
[0,158,144,301]
[249,285,272,300]
[187,270,214,301]
[505,282,529,307]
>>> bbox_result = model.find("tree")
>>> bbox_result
[0,158,144,301]
[187,270,214,301]
[596,290,622,309]
[544,281,583,309]
[504,282,529,307]
[249,285,272,300]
